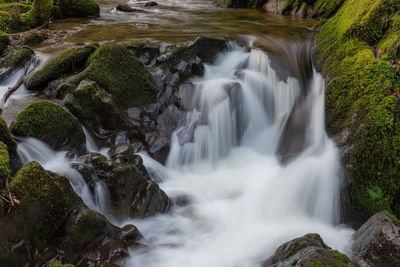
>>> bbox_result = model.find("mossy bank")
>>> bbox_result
[313,0,400,220]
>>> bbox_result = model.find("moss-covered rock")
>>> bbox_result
[10,161,77,246]
[64,79,122,131]
[263,0,344,18]
[377,13,400,60]
[24,44,97,89]
[11,100,85,152]
[263,233,354,266]
[314,0,400,218]
[86,43,158,109]
[22,31,47,46]
[0,141,10,186]
[21,0,53,28]
[0,47,33,81]
[56,0,100,17]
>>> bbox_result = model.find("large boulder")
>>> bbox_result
[263,233,354,266]
[24,44,97,90]
[73,146,171,218]
[0,117,19,173]
[352,211,400,267]
[56,0,100,17]
[0,161,77,266]
[11,100,86,153]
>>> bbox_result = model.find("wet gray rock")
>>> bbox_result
[144,1,158,6]
[352,211,400,267]
[73,149,171,219]
[263,233,354,267]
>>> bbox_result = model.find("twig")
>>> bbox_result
[5,178,14,207]
[2,57,33,105]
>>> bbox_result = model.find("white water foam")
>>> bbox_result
[124,45,354,267]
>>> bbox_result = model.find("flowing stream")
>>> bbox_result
[122,43,354,266]
[1,0,356,266]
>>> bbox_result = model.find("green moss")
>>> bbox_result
[0,47,33,70]
[24,44,96,89]
[22,31,47,46]
[10,161,76,246]
[11,100,85,152]
[62,209,110,256]
[0,141,10,186]
[87,43,157,109]
[312,0,344,18]
[0,3,31,13]
[21,0,53,28]
[116,4,134,12]
[384,210,400,226]
[0,117,16,153]
[377,14,400,60]
[56,0,100,17]
[314,0,400,218]
[47,259,74,267]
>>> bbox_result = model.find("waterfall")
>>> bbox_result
[125,44,354,266]
[16,135,112,220]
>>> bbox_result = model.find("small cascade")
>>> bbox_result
[125,43,354,267]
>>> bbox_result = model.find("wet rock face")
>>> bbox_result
[352,211,400,267]
[60,207,142,266]
[263,233,354,267]
[73,145,171,219]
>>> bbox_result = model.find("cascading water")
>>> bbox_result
[124,43,354,266]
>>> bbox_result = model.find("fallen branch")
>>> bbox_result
[2,57,33,105]
[5,178,14,207]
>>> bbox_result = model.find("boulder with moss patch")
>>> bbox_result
[24,44,96,89]
[11,100,86,152]
[56,0,100,17]
[86,43,158,109]
[0,117,19,173]
[314,0,400,220]
[0,32,9,54]
[8,161,76,248]
[262,233,354,266]
[64,79,123,132]
[352,211,400,266]
[22,31,47,46]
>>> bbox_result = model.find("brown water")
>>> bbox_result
[37,0,317,55]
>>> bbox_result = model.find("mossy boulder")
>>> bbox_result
[64,79,122,132]
[24,44,97,90]
[56,0,100,17]
[11,100,86,152]
[0,47,33,81]
[263,233,354,266]
[22,31,47,46]
[0,117,19,173]
[314,0,400,219]
[86,43,158,109]
[263,0,344,18]
[9,161,77,247]
[21,0,53,28]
